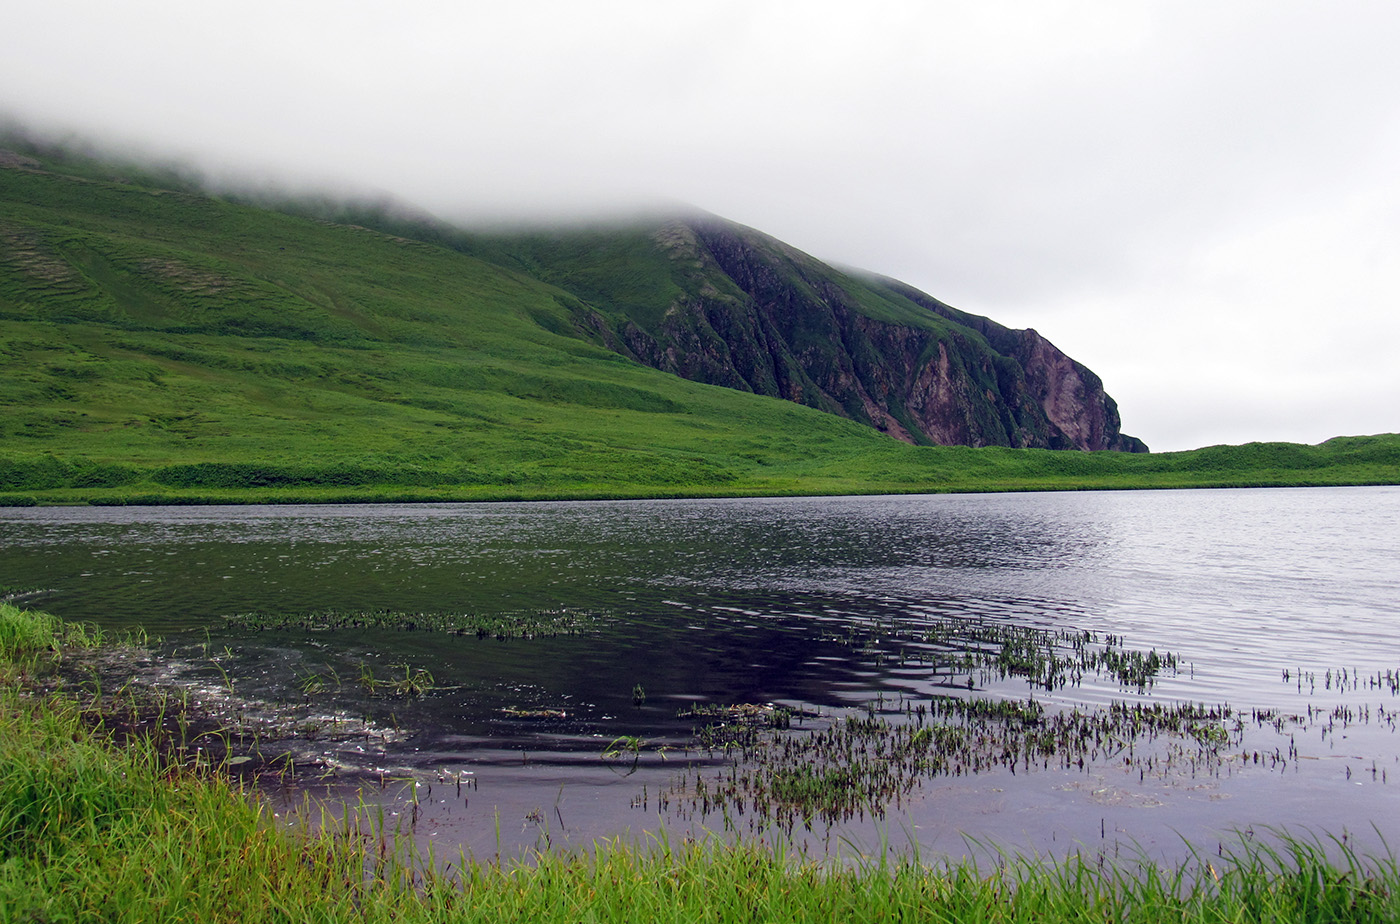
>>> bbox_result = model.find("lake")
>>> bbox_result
[3,486,1397,862]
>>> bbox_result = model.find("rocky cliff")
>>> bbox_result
[466,216,1146,452]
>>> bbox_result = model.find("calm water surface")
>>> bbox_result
[3,487,1397,860]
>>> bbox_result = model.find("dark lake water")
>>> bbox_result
[3,486,1397,862]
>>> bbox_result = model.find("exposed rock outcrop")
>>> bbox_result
[585,217,1145,451]
[408,211,1146,452]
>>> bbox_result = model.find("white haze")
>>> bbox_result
[4,1,1398,451]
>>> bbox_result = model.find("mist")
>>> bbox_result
[4,1,1399,451]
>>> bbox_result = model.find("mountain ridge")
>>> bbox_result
[436,213,1145,451]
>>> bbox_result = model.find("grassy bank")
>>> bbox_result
[4,602,1399,922]
[3,433,1398,506]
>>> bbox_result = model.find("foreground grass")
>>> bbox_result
[4,604,1400,922]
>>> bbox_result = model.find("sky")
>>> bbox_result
[3,1,1398,452]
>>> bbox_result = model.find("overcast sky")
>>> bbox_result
[4,1,1398,451]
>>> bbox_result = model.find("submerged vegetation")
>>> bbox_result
[659,624,1398,833]
[357,663,436,698]
[825,617,1182,692]
[3,605,402,782]
[667,698,1242,832]
[5,604,1400,920]
[227,607,601,639]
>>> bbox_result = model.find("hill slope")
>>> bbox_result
[336,213,1147,452]
[1,147,1396,504]
[15,136,1144,452]
[0,158,854,490]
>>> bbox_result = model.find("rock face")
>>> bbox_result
[436,211,1146,452]
[544,217,1146,452]
[879,276,1147,451]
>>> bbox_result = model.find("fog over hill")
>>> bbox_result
[0,139,1143,453]
[5,4,1399,450]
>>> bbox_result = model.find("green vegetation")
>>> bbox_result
[0,600,101,661]
[227,607,600,638]
[1,152,1396,505]
[5,604,1400,921]
[825,618,1182,693]
[449,213,1125,451]
[356,663,436,698]
[670,699,1240,831]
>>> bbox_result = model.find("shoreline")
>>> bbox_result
[3,433,1397,508]
[4,602,1400,921]
[3,472,1398,509]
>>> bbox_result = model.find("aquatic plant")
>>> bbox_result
[826,616,1181,692]
[0,601,102,663]
[5,687,1399,924]
[602,735,648,776]
[6,602,1400,922]
[296,666,340,696]
[602,735,646,760]
[356,663,435,698]
[1285,666,1400,696]
[226,607,602,640]
[678,703,811,754]
[677,702,800,727]
[500,706,567,719]
[666,695,1246,831]
[386,666,435,698]
[0,584,46,601]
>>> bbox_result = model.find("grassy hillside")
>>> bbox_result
[1,155,1397,505]
[349,211,1147,451]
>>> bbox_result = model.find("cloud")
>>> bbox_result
[3,1,1398,450]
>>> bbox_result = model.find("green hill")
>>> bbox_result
[264,205,1148,452]
[1,146,1397,504]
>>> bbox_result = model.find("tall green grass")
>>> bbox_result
[3,602,1398,922]
[0,600,100,663]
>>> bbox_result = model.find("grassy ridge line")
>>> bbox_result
[4,602,1400,922]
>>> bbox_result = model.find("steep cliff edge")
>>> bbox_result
[463,216,1146,452]
[875,277,1147,452]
